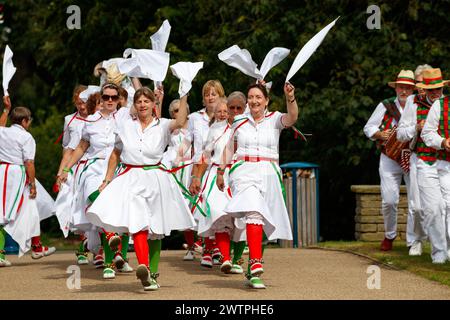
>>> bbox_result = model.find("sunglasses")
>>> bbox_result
[229,105,243,110]
[102,94,119,102]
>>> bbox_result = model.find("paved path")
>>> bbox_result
[1,248,450,300]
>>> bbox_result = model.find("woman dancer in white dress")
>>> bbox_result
[55,87,104,266]
[60,83,133,279]
[0,98,56,266]
[189,98,245,273]
[86,87,196,291]
[185,80,226,262]
[216,82,297,289]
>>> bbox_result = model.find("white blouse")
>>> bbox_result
[115,116,172,165]
[81,111,117,160]
[233,111,287,159]
[188,108,211,163]
[0,124,36,164]
[62,112,86,149]
[203,120,231,164]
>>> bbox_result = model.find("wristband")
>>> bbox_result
[62,167,71,173]
[102,179,111,185]
[289,98,296,104]
[191,175,200,180]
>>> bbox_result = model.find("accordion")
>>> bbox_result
[381,126,410,163]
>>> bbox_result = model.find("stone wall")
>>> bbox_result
[351,185,408,241]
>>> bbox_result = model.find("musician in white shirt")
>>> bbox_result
[363,70,415,251]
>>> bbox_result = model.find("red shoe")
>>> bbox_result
[380,237,395,251]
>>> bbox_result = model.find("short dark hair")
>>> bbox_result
[247,83,269,99]
[133,87,155,104]
[9,107,32,125]
[101,82,119,95]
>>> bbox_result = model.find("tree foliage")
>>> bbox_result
[1,0,449,239]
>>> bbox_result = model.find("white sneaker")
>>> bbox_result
[103,267,116,279]
[183,250,195,261]
[432,256,447,264]
[200,255,213,268]
[118,262,133,273]
[31,246,56,259]
[192,243,203,255]
[243,245,249,255]
[409,241,423,256]
[220,260,232,274]
[230,264,243,274]
[77,254,89,265]
[0,257,12,267]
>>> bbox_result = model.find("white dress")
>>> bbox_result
[161,127,193,194]
[86,116,196,237]
[0,125,55,256]
[224,111,293,241]
[55,113,88,237]
[69,111,117,252]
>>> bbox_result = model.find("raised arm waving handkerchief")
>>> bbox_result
[119,48,170,81]
[218,45,290,86]
[79,85,101,103]
[286,17,339,83]
[150,20,171,89]
[170,62,204,98]
[2,45,16,96]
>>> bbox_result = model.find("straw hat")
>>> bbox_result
[105,63,126,86]
[416,68,449,89]
[388,70,415,88]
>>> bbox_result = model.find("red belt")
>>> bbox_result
[236,155,278,162]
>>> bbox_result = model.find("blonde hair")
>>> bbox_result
[202,80,225,99]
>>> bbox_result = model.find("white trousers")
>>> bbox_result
[417,159,448,261]
[437,160,450,249]
[408,153,428,242]
[379,154,415,243]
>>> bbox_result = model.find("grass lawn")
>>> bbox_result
[318,241,450,287]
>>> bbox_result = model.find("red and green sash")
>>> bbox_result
[414,95,437,164]
[376,97,399,152]
[438,97,450,161]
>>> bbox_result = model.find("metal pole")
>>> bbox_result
[292,169,298,248]
[315,167,320,243]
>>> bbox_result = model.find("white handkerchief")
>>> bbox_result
[151,20,171,52]
[170,62,204,97]
[102,57,126,69]
[218,45,290,83]
[2,45,17,96]
[218,45,260,79]
[150,20,172,89]
[286,17,339,82]
[79,85,101,103]
[119,48,170,81]
[259,47,291,79]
